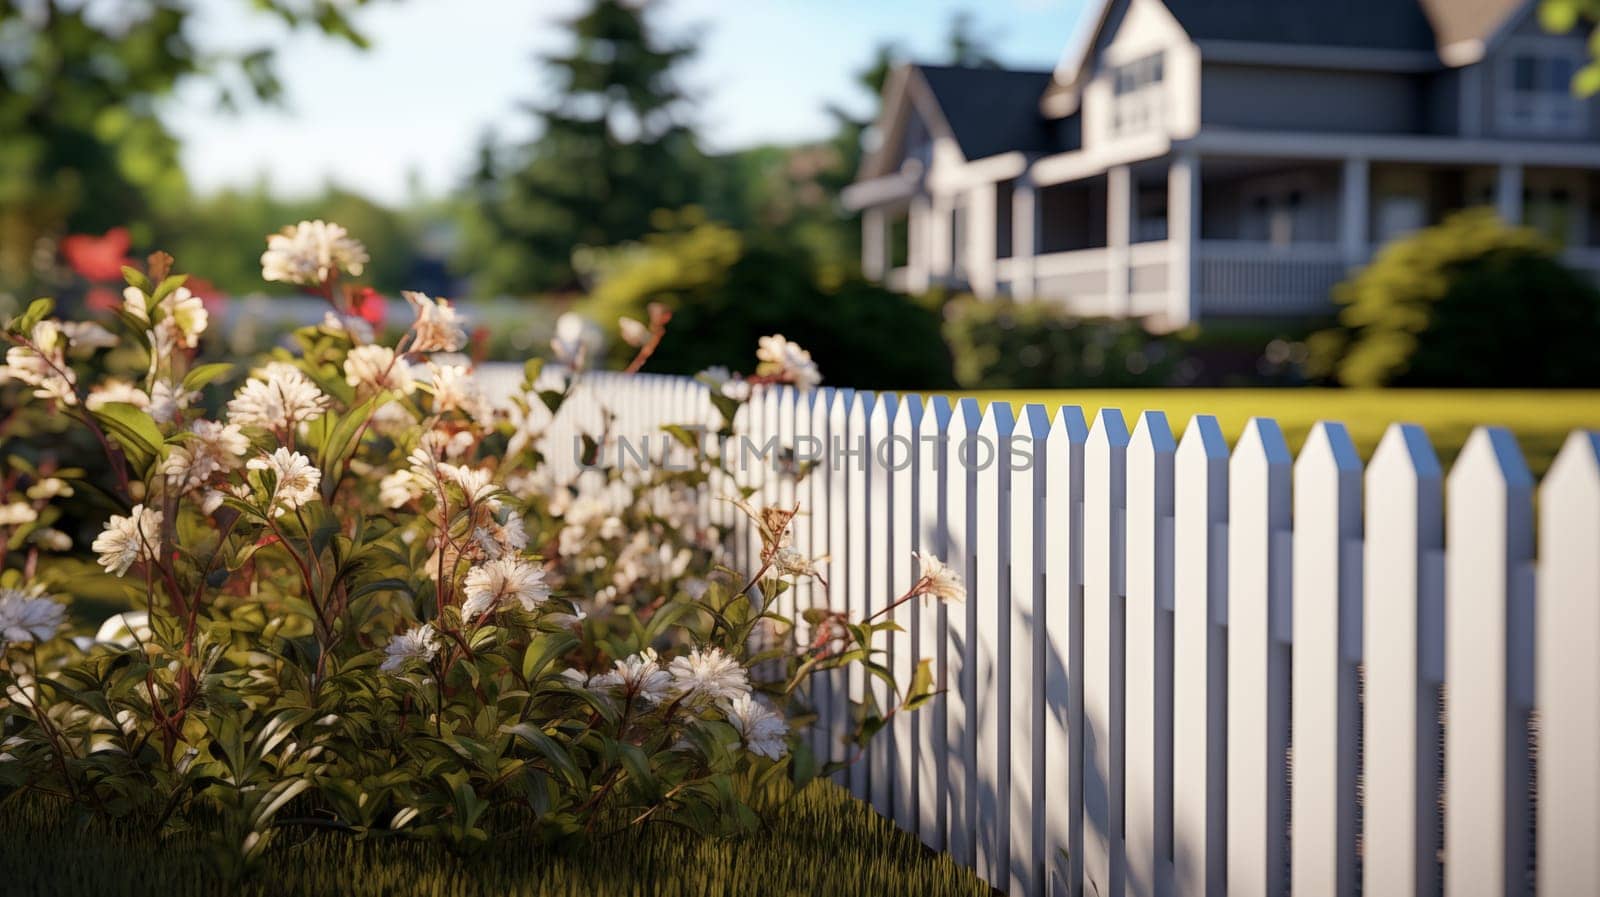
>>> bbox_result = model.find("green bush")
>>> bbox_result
[942,295,1175,389]
[1317,209,1600,387]
[578,209,954,389]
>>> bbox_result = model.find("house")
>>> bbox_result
[842,0,1600,329]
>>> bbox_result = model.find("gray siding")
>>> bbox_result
[1201,63,1425,134]
[1475,15,1600,142]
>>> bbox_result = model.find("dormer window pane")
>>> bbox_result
[1110,52,1165,136]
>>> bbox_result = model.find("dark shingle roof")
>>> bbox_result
[1161,0,1438,52]
[913,64,1058,160]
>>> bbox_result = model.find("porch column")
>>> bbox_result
[1013,178,1037,299]
[907,196,931,292]
[1168,152,1200,327]
[1496,162,1524,225]
[1108,164,1133,315]
[861,207,887,281]
[969,183,998,298]
[1340,157,1370,268]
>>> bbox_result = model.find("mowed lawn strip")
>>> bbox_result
[958,389,1600,477]
[0,782,988,897]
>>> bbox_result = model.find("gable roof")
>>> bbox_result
[914,65,1058,161]
[1161,0,1437,51]
[1048,0,1529,113]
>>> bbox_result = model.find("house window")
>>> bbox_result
[1111,52,1164,136]
[1499,43,1584,136]
[996,181,1015,259]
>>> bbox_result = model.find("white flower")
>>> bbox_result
[25,478,72,500]
[60,321,118,350]
[618,316,650,347]
[94,610,151,648]
[380,623,440,673]
[404,291,466,353]
[668,647,750,703]
[445,463,498,505]
[723,694,788,760]
[912,551,966,603]
[122,286,150,323]
[247,448,322,515]
[424,363,483,417]
[227,363,331,430]
[461,557,551,619]
[755,334,822,390]
[322,311,374,344]
[261,220,368,285]
[30,528,71,551]
[0,588,67,647]
[163,420,250,492]
[0,502,37,526]
[473,509,528,560]
[721,379,751,401]
[92,504,163,577]
[1,321,76,404]
[86,378,150,411]
[344,345,415,395]
[550,313,601,368]
[607,648,673,704]
[379,469,424,509]
[157,287,208,348]
[147,380,200,425]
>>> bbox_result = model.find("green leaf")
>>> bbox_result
[92,402,165,470]
[182,362,234,393]
[521,632,579,682]
[15,297,54,333]
[150,273,189,303]
[121,267,151,292]
[902,658,938,712]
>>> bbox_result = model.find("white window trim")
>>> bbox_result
[1495,36,1586,138]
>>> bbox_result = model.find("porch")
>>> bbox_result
[865,150,1600,327]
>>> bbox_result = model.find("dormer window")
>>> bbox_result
[1111,52,1165,136]
[1499,39,1584,136]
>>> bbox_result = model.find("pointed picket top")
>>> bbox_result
[1234,416,1292,469]
[1538,429,1600,897]
[1052,403,1091,445]
[1444,425,1535,897]
[1368,422,1442,490]
[1449,424,1534,495]
[1298,421,1361,476]
[1130,410,1177,456]
[870,390,896,432]
[949,395,983,443]
[979,395,1016,438]
[1176,413,1229,473]
[1016,402,1052,445]
[1088,406,1132,452]
[925,393,955,434]
[895,393,924,444]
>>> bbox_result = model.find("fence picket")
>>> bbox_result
[1363,423,1445,897]
[1009,404,1051,897]
[1173,414,1229,897]
[916,396,955,850]
[890,395,925,835]
[945,397,984,866]
[1228,417,1292,897]
[1536,431,1600,897]
[846,391,876,801]
[806,388,836,764]
[1083,409,1130,897]
[975,400,1015,884]
[825,388,855,773]
[1045,405,1090,897]
[869,394,897,815]
[1445,427,1535,897]
[1291,422,1362,897]
[1127,411,1177,897]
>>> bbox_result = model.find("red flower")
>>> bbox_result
[352,287,387,328]
[61,228,133,281]
[85,287,121,312]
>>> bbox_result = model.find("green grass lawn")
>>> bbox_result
[0,782,986,897]
[958,389,1600,477]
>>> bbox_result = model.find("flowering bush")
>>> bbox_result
[0,224,957,876]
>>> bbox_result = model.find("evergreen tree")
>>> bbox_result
[465,0,702,295]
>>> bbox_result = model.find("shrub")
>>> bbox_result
[578,209,955,390]
[0,224,946,877]
[942,295,1175,389]
[1317,208,1600,387]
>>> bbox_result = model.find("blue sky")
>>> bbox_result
[163,0,1088,205]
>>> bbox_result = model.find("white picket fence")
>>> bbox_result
[524,368,1600,897]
